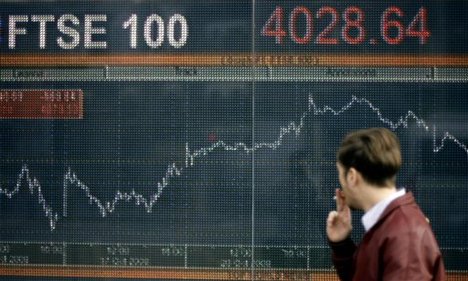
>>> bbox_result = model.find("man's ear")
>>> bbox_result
[346,167,359,186]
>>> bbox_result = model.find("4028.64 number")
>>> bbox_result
[261,6,430,45]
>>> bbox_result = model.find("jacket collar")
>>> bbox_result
[362,189,406,232]
[375,191,416,223]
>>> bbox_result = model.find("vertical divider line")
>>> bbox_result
[63,173,67,217]
[62,241,67,265]
[251,0,256,280]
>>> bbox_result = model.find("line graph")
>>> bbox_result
[1,94,467,231]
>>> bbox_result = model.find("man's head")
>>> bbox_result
[337,127,401,187]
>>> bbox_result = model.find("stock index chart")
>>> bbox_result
[0,1,468,280]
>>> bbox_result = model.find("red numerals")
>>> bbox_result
[381,6,430,45]
[381,6,405,44]
[262,6,430,46]
[406,7,430,44]
[289,6,313,44]
[261,6,287,44]
[315,6,339,45]
[342,6,366,44]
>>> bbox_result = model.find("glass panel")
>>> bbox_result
[0,0,467,280]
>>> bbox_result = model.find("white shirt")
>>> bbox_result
[361,188,406,232]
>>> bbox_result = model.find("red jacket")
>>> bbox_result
[330,192,446,281]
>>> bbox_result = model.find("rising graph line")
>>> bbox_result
[0,95,466,230]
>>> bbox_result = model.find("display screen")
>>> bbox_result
[0,1,467,280]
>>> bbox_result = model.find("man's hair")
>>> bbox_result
[337,127,401,186]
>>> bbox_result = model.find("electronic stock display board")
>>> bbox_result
[0,1,467,280]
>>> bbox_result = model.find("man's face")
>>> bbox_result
[336,162,347,190]
[336,162,359,210]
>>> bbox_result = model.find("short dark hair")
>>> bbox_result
[337,127,401,186]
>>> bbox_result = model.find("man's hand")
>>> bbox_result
[327,188,352,242]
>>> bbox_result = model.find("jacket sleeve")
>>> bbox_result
[329,237,357,281]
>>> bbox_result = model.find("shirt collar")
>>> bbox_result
[361,188,406,232]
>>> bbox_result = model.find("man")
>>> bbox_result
[327,127,446,281]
